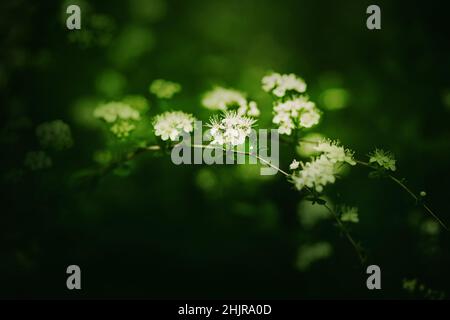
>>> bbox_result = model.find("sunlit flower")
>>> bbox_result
[207,111,256,147]
[36,120,73,150]
[94,101,140,123]
[262,72,307,98]
[314,139,356,165]
[149,79,181,99]
[290,159,300,170]
[201,87,260,117]
[290,155,336,192]
[273,97,320,135]
[153,111,195,141]
[369,148,396,171]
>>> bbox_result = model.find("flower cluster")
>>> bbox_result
[153,111,195,141]
[94,102,140,123]
[290,140,356,192]
[94,102,141,138]
[369,148,396,171]
[201,87,260,117]
[36,120,73,150]
[262,72,307,98]
[314,139,356,165]
[150,79,181,99]
[291,155,336,192]
[273,97,321,135]
[207,111,256,147]
[110,121,136,139]
[24,151,52,171]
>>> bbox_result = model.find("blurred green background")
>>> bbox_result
[1,0,449,298]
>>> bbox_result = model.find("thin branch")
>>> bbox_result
[324,204,366,266]
[355,160,448,230]
[190,144,289,176]
[101,143,290,177]
[389,175,448,231]
[301,140,448,230]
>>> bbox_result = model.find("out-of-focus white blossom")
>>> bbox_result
[290,159,300,170]
[122,95,150,113]
[153,111,195,141]
[110,121,136,138]
[369,148,396,171]
[201,87,260,117]
[24,151,52,171]
[149,79,181,99]
[207,111,256,147]
[262,72,307,98]
[314,139,356,165]
[273,97,320,135]
[36,120,73,150]
[296,242,332,271]
[291,155,336,192]
[94,102,140,123]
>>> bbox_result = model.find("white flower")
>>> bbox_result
[207,111,256,147]
[290,139,357,193]
[290,159,300,170]
[153,111,195,141]
[262,72,307,97]
[291,155,336,192]
[94,102,140,123]
[202,87,260,117]
[314,139,356,166]
[150,79,181,99]
[369,148,396,171]
[273,97,320,135]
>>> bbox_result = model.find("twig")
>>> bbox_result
[301,141,448,230]
[323,204,366,266]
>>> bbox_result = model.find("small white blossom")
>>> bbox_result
[369,149,396,171]
[153,111,195,141]
[207,111,256,147]
[291,155,336,193]
[314,139,356,166]
[290,139,356,193]
[290,159,300,170]
[149,79,181,99]
[202,87,260,117]
[262,72,307,98]
[94,102,140,123]
[273,97,320,135]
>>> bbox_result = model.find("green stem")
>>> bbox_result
[324,204,366,266]
[302,141,448,230]
[190,143,290,177]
